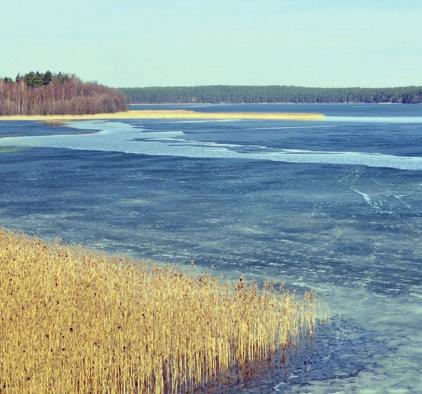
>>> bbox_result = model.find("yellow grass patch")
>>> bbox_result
[0,229,318,393]
[0,109,325,122]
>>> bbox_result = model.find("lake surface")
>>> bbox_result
[0,104,421,392]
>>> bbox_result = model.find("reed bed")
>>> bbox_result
[0,229,317,393]
[0,109,325,122]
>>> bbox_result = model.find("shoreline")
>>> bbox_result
[0,109,325,122]
[128,102,421,105]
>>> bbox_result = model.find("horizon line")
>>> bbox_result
[118,84,422,89]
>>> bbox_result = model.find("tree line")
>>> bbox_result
[120,85,422,104]
[0,72,127,116]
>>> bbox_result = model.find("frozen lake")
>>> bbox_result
[0,104,421,392]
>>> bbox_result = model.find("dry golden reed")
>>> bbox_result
[0,109,325,122]
[0,229,317,393]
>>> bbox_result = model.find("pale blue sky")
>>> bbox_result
[1,0,421,87]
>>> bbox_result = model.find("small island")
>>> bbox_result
[0,71,127,116]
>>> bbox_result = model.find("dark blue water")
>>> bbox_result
[0,104,421,392]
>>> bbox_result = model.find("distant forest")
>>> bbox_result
[0,72,127,116]
[121,86,422,104]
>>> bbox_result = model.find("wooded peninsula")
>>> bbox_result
[0,72,127,116]
[121,85,422,104]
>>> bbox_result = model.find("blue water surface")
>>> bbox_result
[0,104,421,392]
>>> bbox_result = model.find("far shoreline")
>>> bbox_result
[128,102,421,105]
